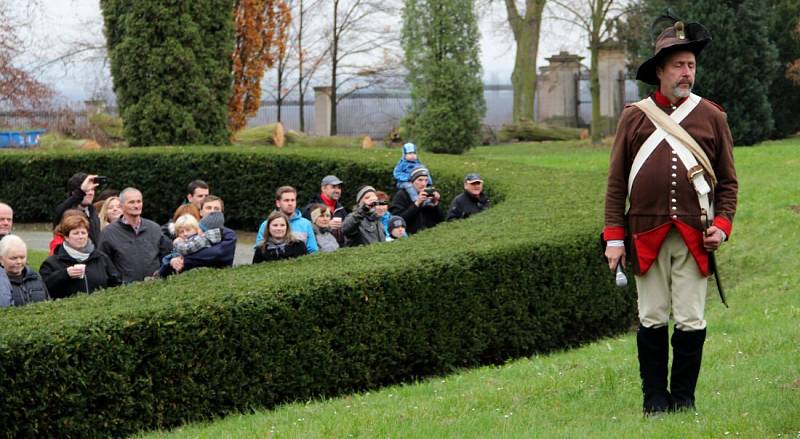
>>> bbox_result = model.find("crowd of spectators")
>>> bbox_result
[0,143,490,308]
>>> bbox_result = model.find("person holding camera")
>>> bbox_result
[342,186,386,247]
[389,167,444,235]
[52,173,105,247]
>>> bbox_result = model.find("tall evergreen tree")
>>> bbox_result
[617,0,779,145]
[402,0,485,154]
[101,0,235,146]
[766,0,800,138]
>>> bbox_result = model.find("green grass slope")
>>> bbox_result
[142,138,800,438]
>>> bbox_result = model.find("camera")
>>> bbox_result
[423,187,436,196]
[93,176,109,185]
[368,200,388,209]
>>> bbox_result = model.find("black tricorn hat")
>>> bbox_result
[636,14,712,85]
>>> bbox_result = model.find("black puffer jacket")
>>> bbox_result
[252,240,307,264]
[389,190,445,235]
[7,266,50,306]
[39,245,121,298]
[447,191,490,220]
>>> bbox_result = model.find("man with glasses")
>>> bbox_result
[447,173,490,220]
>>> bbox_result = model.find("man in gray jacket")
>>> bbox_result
[99,188,172,283]
[342,186,386,247]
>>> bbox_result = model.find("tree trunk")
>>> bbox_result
[298,0,305,132]
[511,24,541,122]
[277,60,284,123]
[505,0,546,123]
[589,2,603,144]
[329,0,339,136]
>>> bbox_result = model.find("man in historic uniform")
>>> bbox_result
[604,15,738,415]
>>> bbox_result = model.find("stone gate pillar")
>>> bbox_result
[313,86,332,136]
[598,43,627,117]
[537,51,584,126]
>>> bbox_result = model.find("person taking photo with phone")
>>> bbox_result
[52,172,105,249]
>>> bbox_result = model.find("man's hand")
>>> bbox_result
[703,226,725,252]
[605,246,625,272]
[415,191,429,207]
[430,191,441,206]
[80,175,100,193]
[170,256,185,273]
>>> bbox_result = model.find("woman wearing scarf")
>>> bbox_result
[309,205,341,253]
[1,235,49,306]
[40,215,121,298]
[252,211,307,264]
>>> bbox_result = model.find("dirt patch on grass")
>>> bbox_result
[790,205,800,215]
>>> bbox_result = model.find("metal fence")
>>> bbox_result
[0,110,92,132]
[251,81,639,139]
[2,79,641,139]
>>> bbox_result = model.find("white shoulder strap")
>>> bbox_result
[627,94,714,220]
[627,94,701,195]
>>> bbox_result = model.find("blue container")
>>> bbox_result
[0,129,46,148]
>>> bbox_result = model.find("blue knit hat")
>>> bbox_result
[402,143,417,155]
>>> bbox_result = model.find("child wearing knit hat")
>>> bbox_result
[393,143,433,202]
[387,215,408,241]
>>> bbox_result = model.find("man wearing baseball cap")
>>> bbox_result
[447,173,490,220]
[303,175,348,243]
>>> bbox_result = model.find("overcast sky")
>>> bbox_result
[18,0,587,103]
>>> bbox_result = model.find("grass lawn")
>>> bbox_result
[140,138,800,438]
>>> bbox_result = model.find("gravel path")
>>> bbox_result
[13,226,255,266]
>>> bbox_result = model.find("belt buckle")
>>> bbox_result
[687,165,704,183]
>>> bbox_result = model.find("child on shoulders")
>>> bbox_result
[393,143,433,202]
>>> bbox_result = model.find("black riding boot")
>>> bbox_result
[637,324,671,415]
[670,327,707,412]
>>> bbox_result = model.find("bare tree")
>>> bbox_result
[549,0,627,143]
[261,0,328,130]
[294,0,329,131]
[33,15,111,103]
[326,0,401,135]
[0,1,53,114]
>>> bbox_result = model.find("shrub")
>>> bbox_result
[100,0,234,146]
[0,145,633,437]
[402,0,486,154]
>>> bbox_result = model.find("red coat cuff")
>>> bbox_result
[603,226,625,241]
[712,216,733,239]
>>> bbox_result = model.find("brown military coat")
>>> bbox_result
[604,91,738,276]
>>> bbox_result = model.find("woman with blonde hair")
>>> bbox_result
[161,204,202,240]
[252,211,307,263]
[99,196,123,229]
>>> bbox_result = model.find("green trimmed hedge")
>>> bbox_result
[0,147,471,230]
[0,145,634,437]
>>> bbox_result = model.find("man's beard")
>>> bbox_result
[671,80,693,98]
